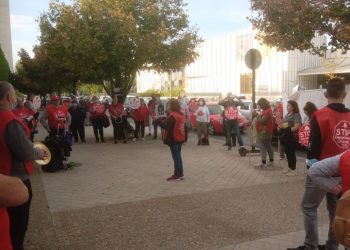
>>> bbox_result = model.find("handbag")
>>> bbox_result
[102,115,110,128]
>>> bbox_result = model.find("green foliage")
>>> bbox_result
[33,0,202,97]
[138,88,160,97]
[249,0,350,55]
[0,47,10,81]
[161,85,185,97]
[78,83,105,95]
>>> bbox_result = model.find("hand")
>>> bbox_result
[37,148,49,160]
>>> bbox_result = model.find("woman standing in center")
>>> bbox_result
[132,98,148,141]
[158,99,187,181]
[279,100,302,177]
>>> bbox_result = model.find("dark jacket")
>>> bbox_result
[69,105,86,125]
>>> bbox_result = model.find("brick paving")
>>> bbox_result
[24,125,336,249]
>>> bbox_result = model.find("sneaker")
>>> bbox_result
[166,175,183,181]
[254,163,266,168]
[133,138,137,142]
[282,168,290,174]
[286,170,296,177]
[267,161,274,167]
[147,133,151,136]
[141,138,145,141]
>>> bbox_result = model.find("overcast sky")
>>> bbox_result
[9,0,252,65]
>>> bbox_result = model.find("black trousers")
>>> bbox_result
[7,179,32,250]
[284,138,297,170]
[49,128,65,137]
[153,121,158,138]
[134,121,145,138]
[91,118,104,140]
[111,118,126,140]
[70,123,85,142]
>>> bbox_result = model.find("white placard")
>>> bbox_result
[156,104,166,118]
[33,96,41,110]
[129,97,140,109]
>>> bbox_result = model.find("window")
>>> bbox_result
[240,73,252,94]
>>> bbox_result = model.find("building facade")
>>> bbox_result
[184,28,326,99]
[0,0,13,71]
[137,28,350,99]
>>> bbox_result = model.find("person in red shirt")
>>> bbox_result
[255,98,274,168]
[0,82,47,250]
[89,96,107,143]
[39,95,71,137]
[132,98,148,141]
[108,96,126,144]
[13,97,35,131]
[158,99,187,181]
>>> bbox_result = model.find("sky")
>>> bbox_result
[9,0,252,65]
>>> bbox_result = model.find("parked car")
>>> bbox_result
[190,103,249,135]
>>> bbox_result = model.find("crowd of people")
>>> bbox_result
[1,77,350,250]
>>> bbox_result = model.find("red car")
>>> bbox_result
[190,103,249,135]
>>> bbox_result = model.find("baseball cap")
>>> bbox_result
[51,95,60,101]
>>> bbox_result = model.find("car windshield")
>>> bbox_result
[207,104,223,115]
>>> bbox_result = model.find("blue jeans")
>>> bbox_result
[169,144,183,176]
[302,176,338,250]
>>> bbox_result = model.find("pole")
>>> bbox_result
[252,68,256,106]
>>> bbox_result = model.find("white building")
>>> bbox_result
[0,0,13,71]
[185,28,326,99]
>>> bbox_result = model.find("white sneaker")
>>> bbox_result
[282,168,290,174]
[254,163,266,168]
[133,138,137,142]
[286,170,296,177]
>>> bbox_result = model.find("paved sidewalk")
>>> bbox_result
[24,126,335,249]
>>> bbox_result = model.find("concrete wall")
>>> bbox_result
[0,0,13,71]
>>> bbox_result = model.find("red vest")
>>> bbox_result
[0,208,11,250]
[164,112,186,143]
[224,106,238,120]
[89,102,105,119]
[13,107,33,121]
[0,110,33,176]
[108,103,123,118]
[133,105,148,122]
[315,107,350,160]
[256,108,273,134]
[340,150,350,193]
[47,105,68,129]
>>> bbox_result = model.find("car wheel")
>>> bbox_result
[208,123,215,135]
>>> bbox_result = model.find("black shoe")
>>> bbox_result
[123,140,127,144]
[223,143,228,146]
[101,138,105,143]
[152,137,157,140]
[317,245,325,250]
[228,146,232,151]
[95,138,99,143]
[114,140,118,144]
[81,139,86,143]
[197,141,201,146]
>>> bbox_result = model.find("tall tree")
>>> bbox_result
[249,0,350,55]
[36,0,202,98]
